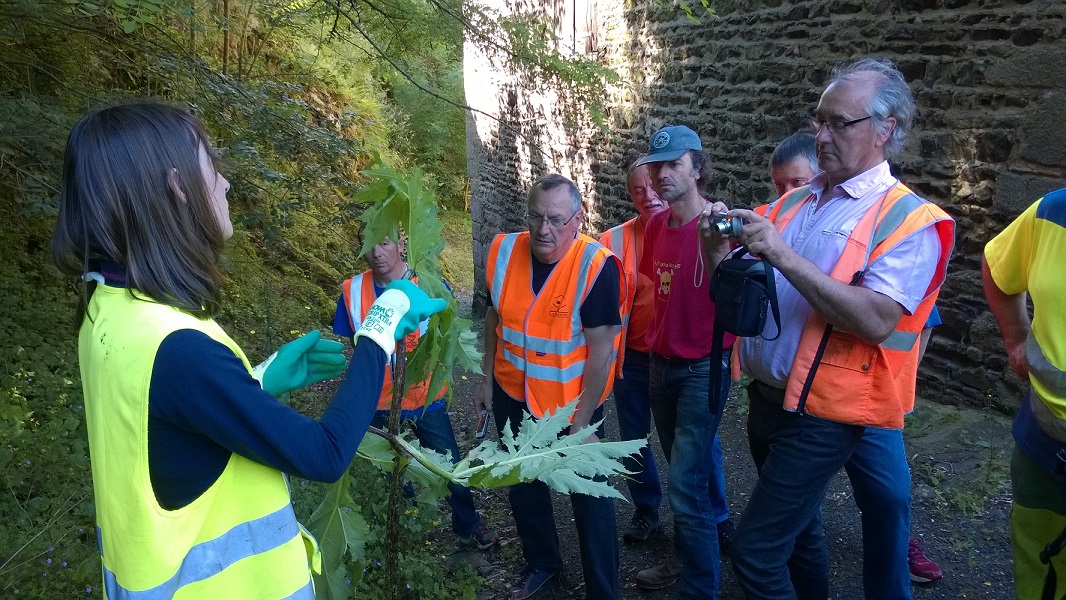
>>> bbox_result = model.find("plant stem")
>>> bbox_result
[384,339,406,600]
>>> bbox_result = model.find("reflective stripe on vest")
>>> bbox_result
[601,222,636,331]
[486,232,622,417]
[1029,331,1066,397]
[599,221,636,377]
[765,183,955,428]
[342,272,439,411]
[101,506,313,600]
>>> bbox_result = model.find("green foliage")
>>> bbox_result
[306,400,645,599]
[460,403,645,497]
[299,455,481,600]
[306,478,369,598]
[353,403,646,499]
[438,209,474,292]
[491,11,621,129]
[673,0,717,24]
[0,0,638,596]
[0,214,98,596]
[356,161,483,405]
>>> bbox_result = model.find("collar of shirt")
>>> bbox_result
[808,160,895,205]
[99,261,127,287]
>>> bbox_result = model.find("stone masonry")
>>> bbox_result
[464,0,1066,409]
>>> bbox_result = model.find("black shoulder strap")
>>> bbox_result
[709,316,726,415]
[795,268,865,414]
[1041,525,1066,600]
[762,257,782,342]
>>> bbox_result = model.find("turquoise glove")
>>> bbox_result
[354,279,447,355]
[252,330,347,396]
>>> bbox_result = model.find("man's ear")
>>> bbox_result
[167,168,187,202]
[877,117,897,148]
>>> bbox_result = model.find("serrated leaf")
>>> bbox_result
[357,402,644,499]
[457,403,645,497]
[308,479,366,600]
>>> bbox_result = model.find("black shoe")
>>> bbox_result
[623,513,661,544]
[717,518,736,557]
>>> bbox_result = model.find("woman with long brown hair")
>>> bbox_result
[52,102,444,598]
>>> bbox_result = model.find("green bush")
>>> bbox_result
[291,459,482,600]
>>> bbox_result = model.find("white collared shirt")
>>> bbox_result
[741,161,941,388]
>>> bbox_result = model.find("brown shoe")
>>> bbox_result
[635,556,683,590]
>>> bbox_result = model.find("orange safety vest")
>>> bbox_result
[486,232,624,418]
[599,219,650,376]
[340,272,445,412]
[752,183,955,428]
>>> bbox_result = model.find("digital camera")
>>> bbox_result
[711,212,743,236]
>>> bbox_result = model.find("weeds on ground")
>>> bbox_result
[906,390,1011,518]
[290,458,483,599]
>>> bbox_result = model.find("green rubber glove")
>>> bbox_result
[354,279,448,356]
[252,330,347,397]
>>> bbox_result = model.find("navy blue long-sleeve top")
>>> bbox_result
[147,318,385,510]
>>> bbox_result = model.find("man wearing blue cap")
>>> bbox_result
[633,125,734,598]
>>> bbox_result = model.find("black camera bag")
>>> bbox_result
[709,249,780,338]
[706,247,780,413]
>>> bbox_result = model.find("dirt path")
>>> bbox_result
[444,366,1015,599]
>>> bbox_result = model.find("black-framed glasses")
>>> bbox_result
[527,210,579,229]
[810,115,874,134]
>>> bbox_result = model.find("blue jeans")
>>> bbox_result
[744,380,828,600]
[613,349,663,519]
[648,351,731,599]
[734,380,911,600]
[370,407,482,538]
[847,427,911,600]
[492,381,619,600]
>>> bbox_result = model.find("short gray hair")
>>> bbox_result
[770,132,818,173]
[829,57,915,157]
[528,173,581,213]
[626,155,648,182]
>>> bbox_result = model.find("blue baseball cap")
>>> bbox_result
[637,125,703,165]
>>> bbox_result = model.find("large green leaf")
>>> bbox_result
[308,479,368,600]
[361,403,646,500]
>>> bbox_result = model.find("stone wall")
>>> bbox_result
[464,0,1066,409]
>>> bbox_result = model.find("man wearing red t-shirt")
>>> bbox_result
[633,125,733,598]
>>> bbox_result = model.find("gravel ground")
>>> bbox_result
[441,360,1015,600]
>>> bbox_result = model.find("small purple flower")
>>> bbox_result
[61,561,68,567]
[48,547,54,553]
[24,460,30,465]
[41,572,47,577]
[86,586,93,594]
[46,558,52,565]
[345,579,351,585]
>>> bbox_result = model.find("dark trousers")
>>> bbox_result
[613,349,663,519]
[492,380,619,600]
[735,380,911,600]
